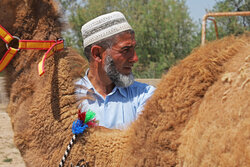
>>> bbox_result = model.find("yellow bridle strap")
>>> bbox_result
[38,40,64,76]
[0,24,65,76]
[0,25,14,44]
[19,40,59,50]
[0,47,18,72]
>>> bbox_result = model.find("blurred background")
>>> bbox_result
[0,0,249,79]
[56,0,249,78]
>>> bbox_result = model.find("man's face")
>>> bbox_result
[106,32,138,75]
[103,32,138,87]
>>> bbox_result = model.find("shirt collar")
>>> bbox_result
[83,69,94,90]
[117,87,128,98]
[84,68,128,98]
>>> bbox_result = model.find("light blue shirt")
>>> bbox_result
[75,70,155,129]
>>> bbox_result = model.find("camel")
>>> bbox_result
[0,0,249,166]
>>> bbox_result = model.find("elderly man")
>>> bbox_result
[76,11,155,129]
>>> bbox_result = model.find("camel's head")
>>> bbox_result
[0,0,63,73]
[0,0,20,31]
[0,0,20,60]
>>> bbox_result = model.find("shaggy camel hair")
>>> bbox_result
[1,0,250,166]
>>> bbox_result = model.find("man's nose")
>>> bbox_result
[129,51,138,63]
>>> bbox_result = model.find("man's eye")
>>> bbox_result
[121,48,130,53]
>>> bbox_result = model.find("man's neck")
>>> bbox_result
[87,68,115,98]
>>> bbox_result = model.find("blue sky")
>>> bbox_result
[186,0,217,22]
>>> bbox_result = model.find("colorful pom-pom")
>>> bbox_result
[78,109,86,122]
[72,109,98,134]
[72,120,88,134]
[84,109,96,123]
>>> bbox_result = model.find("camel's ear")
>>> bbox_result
[91,45,103,63]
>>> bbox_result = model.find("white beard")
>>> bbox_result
[104,55,134,87]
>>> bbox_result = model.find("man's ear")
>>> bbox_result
[91,45,103,62]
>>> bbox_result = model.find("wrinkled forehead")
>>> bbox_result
[112,32,136,48]
[112,30,135,43]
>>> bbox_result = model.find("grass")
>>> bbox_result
[3,157,13,163]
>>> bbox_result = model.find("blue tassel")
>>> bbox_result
[72,120,88,134]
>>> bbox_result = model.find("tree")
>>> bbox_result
[58,0,197,78]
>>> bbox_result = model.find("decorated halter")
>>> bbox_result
[59,109,98,167]
[0,24,64,76]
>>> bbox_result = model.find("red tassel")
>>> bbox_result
[86,118,98,127]
[78,109,86,122]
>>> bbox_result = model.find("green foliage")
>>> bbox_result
[57,0,249,78]
[58,0,197,78]
[122,0,197,78]
[206,0,250,41]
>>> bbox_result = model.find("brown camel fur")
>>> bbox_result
[1,0,250,166]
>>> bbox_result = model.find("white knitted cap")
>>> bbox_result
[81,11,133,48]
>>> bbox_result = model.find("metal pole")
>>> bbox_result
[201,14,208,46]
[207,18,219,40]
[201,11,250,45]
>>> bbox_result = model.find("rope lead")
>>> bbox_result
[58,109,98,167]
